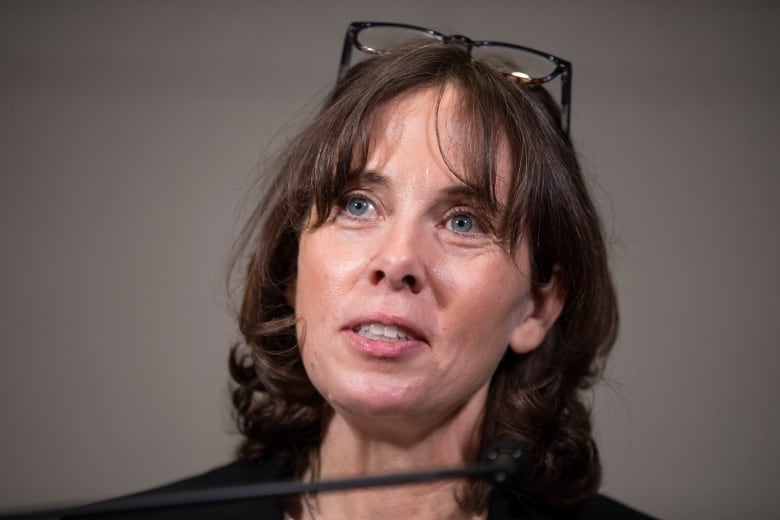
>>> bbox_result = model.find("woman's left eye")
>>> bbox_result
[447,214,482,233]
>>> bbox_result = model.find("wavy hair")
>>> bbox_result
[229,43,617,512]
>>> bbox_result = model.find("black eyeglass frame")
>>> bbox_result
[338,21,573,135]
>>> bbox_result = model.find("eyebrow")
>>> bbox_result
[440,183,483,202]
[347,170,391,188]
[349,170,482,201]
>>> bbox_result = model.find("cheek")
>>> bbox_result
[296,230,330,294]
[295,229,367,329]
[449,265,531,343]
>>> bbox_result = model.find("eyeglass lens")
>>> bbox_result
[355,25,559,82]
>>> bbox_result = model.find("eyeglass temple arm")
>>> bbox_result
[337,28,358,81]
[560,66,572,136]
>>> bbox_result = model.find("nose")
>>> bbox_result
[368,222,427,293]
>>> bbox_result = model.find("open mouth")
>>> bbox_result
[355,323,415,342]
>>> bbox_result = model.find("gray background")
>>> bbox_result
[1,1,778,518]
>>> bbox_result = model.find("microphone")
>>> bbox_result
[1,443,527,519]
[480,442,528,484]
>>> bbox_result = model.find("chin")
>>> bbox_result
[325,375,425,418]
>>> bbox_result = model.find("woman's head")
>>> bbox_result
[293,83,565,445]
[230,42,617,509]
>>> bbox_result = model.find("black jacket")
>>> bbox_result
[63,458,654,519]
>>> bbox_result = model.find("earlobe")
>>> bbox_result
[508,272,565,354]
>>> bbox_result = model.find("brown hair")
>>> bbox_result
[229,43,617,511]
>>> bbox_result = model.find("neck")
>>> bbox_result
[291,389,490,519]
[294,479,485,520]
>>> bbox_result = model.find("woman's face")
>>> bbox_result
[293,86,561,438]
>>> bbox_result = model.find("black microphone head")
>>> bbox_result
[481,442,530,484]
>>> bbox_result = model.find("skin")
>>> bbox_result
[290,85,563,519]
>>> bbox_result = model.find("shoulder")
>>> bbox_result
[489,492,656,520]
[568,495,655,520]
[62,458,287,520]
[142,457,286,492]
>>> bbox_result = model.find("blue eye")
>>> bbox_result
[449,214,474,233]
[346,197,373,216]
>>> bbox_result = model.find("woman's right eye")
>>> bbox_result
[344,197,375,217]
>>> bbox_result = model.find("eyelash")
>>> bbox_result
[335,192,491,236]
[336,191,378,220]
[442,207,487,235]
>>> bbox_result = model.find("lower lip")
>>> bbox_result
[343,329,426,359]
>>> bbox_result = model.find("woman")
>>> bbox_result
[63,22,650,520]
[226,23,649,519]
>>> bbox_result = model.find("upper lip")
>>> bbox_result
[344,313,429,343]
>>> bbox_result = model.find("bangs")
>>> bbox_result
[301,51,542,251]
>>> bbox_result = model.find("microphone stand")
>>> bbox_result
[2,444,525,519]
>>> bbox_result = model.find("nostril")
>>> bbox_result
[402,274,416,287]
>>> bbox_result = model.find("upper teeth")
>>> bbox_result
[357,323,412,341]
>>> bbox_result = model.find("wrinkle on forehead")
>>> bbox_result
[357,84,514,219]
[366,86,473,178]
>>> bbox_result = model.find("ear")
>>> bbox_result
[508,270,565,354]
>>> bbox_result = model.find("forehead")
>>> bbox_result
[365,87,450,172]
[363,85,513,200]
